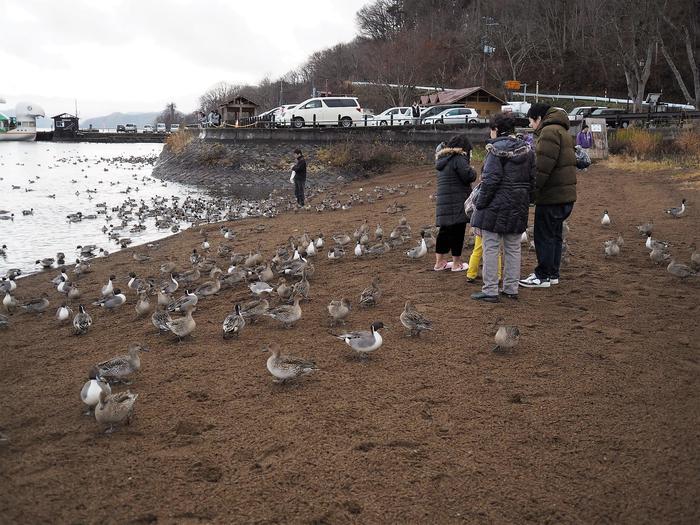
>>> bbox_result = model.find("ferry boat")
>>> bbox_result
[0,100,46,141]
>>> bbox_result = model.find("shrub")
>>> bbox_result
[609,128,663,159]
[674,129,700,157]
[316,141,425,174]
[165,129,193,154]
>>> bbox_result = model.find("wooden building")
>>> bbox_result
[419,87,505,116]
[52,113,79,138]
[219,96,259,125]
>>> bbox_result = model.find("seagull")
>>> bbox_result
[601,210,611,226]
[664,198,686,218]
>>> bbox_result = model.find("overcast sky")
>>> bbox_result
[1,0,368,119]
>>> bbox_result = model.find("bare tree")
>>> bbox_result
[154,102,185,127]
[199,82,242,112]
[356,0,404,40]
[658,2,699,108]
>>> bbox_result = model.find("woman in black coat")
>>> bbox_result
[433,134,477,271]
[470,113,536,302]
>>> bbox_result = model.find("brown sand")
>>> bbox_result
[1,162,699,524]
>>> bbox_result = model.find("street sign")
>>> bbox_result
[504,80,521,90]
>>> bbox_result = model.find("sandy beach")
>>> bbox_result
[1,160,699,524]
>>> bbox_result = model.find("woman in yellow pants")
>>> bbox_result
[466,232,502,282]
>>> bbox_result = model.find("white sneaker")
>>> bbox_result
[519,273,551,288]
[550,278,559,285]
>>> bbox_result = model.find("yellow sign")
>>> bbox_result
[504,80,521,90]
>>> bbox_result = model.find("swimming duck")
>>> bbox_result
[80,377,111,415]
[55,303,73,323]
[166,304,196,340]
[493,318,520,353]
[93,288,126,310]
[336,321,385,358]
[667,259,696,278]
[359,277,381,307]
[21,295,50,314]
[239,299,269,323]
[90,343,149,383]
[35,258,55,269]
[0,245,6,257]
[160,273,179,295]
[263,343,317,383]
[664,198,686,218]
[194,269,221,298]
[406,233,427,259]
[94,390,138,433]
[222,304,246,339]
[134,291,151,317]
[400,301,432,337]
[73,305,92,335]
[151,305,172,333]
[327,298,351,326]
[101,275,116,297]
[266,297,302,328]
[168,289,198,313]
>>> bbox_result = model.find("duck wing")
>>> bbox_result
[94,355,130,379]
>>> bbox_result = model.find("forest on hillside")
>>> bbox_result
[194,0,699,116]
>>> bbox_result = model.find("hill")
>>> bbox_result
[80,111,159,130]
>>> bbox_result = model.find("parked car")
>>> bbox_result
[590,108,630,128]
[116,124,126,133]
[285,97,362,128]
[501,111,530,128]
[156,123,166,133]
[568,106,606,121]
[170,123,180,133]
[419,105,463,123]
[372,107,414,126]
[423,107,479,125]
[142,124,154,133]
[124,123,137,133]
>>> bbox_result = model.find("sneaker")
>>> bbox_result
[471,291,500,302]
[550,278,559,285]
[519,273,551,288]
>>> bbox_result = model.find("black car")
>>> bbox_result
[590,108,631,128]
[116,124,126,133]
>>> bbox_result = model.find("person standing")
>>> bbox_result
[470,113,536,302]
[519,103,577,289]
[433,135,477,272]
[291,148,307,207]
[411,103,421,125]
[576,124,593,150]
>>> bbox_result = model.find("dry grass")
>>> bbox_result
[165,129,193,154]
[316,141,427,174]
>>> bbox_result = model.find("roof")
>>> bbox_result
[419,87,506,106]
[52,113,77,119]
[221,96,259,107]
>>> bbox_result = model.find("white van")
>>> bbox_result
[156,123,166,133]
[170,123,180,133]
[287,97,362,128]
[372,107,413,126]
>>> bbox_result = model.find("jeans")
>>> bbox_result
[435,222,467,257]
[534,203,574,280]
[294,178,306,206]
[482,231,521,296]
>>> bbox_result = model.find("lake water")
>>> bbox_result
[0,141,210,276]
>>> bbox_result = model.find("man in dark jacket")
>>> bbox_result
[291,148,307,207]
[519,104,577,289]
[433,134,477,272]
[470,113,536,302]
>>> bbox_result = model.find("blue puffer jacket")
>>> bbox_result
[434,147,477,227]
[470,136,536,234]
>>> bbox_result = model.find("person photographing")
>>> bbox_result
[290,148,307,207]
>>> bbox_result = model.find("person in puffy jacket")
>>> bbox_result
[433,134,477,272]
[470,113,536,302]
[519,103,577,289]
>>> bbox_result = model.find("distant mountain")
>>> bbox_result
[80,112,160,130]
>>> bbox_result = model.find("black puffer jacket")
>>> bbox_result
[471,136,536,234]
[434,147,476,226]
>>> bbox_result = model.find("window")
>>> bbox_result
[323,98,359,108]
[303,100,322,109]
[445,110,458,116]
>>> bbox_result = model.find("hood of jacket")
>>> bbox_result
[435,147,467,170]
[485,136,532,165]
[536,107,570,135]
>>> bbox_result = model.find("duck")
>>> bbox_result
[101,275,116,297]
[160,260,177,274]
[375,223,384,240]
[0,313,9,329]
[314,234,324,248]
[160,273,179,295]
[168,289,198,313]
[190,248,201,265]
[94,390,138,433]
[0,244,6,257]
[157,289,172,307]
[250,281,274,296]
[305,241,316,257]
[263,343,317,383]
[603,240,620,257]
[73,259,92,277]
[406,233,427,259]
[239,299,269,323]
[276,278,292,301]
[73,305,92,335]
[21,295,50,314]
[35,258,55,269]
[664,198,686,218]
[650,245,670,264]
[194,269,221,298]
[327,298,351,326]
[52,269,69,287]
[636,221,653,236]
[265,297,302,328]
[90,343,149,383]
[601,210,611,226]
[327,247,345,260]
[259,263,275,283]
[366,242,391,256]
[336,321,385,358]
[93,288,126,310]
[80,377,111,415]
[127,272,145,292]
[166,304,196,340]
[400,301,432,336]
[359,277,381,307]
[291,271,310,301]
[0,276,17,294]
[132,252,150,263]
[493,318,520,353]
[151,305,172,333]
[691,245,700,271]
[176,266,200,285]
[667,259,696,278]
[645,233,668,251]
[55,303,73,323]
[333,233,351,246]
[222,304,246,339]
[354,242,364,257]
[134,291,151,317]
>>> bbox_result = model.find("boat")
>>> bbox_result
[0,100,46,141]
